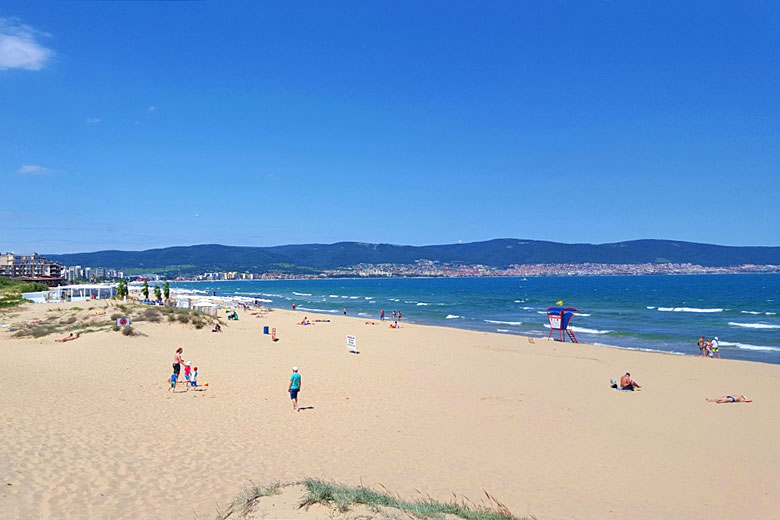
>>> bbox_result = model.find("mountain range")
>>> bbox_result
[44,239,780,276]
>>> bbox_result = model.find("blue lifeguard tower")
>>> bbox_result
[546,306,579,342]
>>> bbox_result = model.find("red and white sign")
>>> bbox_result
[117,317,131,327]
[346,334,357,352]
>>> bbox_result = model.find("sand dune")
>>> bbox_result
[1,301,779,519]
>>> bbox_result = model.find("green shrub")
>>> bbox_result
[121,326,134,336]
[177,314,189,323]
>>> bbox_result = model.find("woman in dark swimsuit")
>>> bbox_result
[173,347,184,377]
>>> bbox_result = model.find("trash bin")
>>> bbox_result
[263,326,269,335]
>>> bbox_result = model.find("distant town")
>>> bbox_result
[2,252,778,285]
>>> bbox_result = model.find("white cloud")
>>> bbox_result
[86,117,101,124]
[18,164,52,175]
[147,105,156,112]
[0,18,53,71]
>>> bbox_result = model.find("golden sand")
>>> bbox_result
[1,301,779,519]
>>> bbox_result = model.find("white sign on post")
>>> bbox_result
[346,334,357,353]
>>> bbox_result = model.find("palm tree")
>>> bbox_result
[163,281,170,303]
[142,280,149,299]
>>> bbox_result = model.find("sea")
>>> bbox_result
[169,274,780,365]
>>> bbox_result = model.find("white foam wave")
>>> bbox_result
[297,306,338,314]
[720,341,780,352]
[728,322,780,330]
[520,306,534,310]
[646,306,656,309]
[369,301,376,304]
[292,292,311,296]
[349,296,359,299]
[578,313,592,317]
[417,302,430,306]
[741,311,762,315]
[358,313,371,317]
[257,298,272,303]
[485,320,522,326]
[536,311,548,315]
[657,307,723,313]
[445,314,462,319]
[328,295,339,298]
[543,324,612,334]
[496,329,510,332]
[767,312,777,316]
[364,297,372,300]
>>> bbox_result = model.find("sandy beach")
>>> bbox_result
[1,300,779,519]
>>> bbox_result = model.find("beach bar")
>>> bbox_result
[22,283,117,303]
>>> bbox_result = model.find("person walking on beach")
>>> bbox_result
[380,309,384,321]
[292,303,296,311]
[698,335,705,356]
[343,307,347,316]
[705,338,713,357]
[392,311,397,321]
[172,347,184,380]
[288,366,301,411]
[706,394,751,404]
[711,337,721,359]
[398,311,402,323]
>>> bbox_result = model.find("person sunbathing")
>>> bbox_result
[299,317,311,325]
[55,332,80,343]
[706,395,752,404]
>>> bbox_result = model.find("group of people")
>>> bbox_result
[697,335,721,358]
[169,347,201,391]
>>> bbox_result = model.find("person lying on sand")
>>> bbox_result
[706,395,751,404]
[211,323,222,332]
[298,317,311,325]
[55,332,80,343]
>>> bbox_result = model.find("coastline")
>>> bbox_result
[2,301,780,519]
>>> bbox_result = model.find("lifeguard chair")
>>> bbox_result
[546,306,578,343]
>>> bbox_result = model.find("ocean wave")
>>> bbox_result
[720,341,780,352]
[657,307,723,313]
[592,342,687,356]
[257,298,272,303]
[485,319,522,325]
[445,314,462,319]
[537,311,548,315]
[297,306,338,314]
[358,313,371,317]
[328,295,339,298]
[349,296,360,299]
[578,313,592,317]
[292,292,311,296]
[496,329,510,332]
[364,297,373,300]
[417,302,430,306]
[646,306,656,309]
[369,300,376,304]
[767,312,777,316]
[728,322,780,330]
[544,324,612,334]
[388,298,400,302]
[740,311,762,315]
[520,306,534,310]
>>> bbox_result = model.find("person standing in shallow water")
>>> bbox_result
[288,366,301,411]
[343,307,347,316]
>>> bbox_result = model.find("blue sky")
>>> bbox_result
[2,1,779,254]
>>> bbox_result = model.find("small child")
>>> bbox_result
[169,372,177,391]
[184,362,192,382]
[190,366,198,388]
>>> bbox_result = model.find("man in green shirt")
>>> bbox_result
[288,366,301,411]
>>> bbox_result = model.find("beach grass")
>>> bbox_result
[216,479,529,520]
[215,482,282,519]
[9,300,221,339]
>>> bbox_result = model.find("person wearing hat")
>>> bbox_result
[711,337,721,359]
[288,366,302,411]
